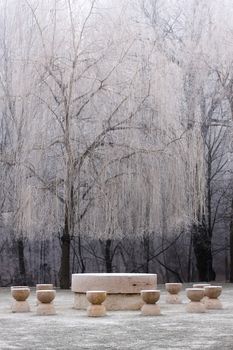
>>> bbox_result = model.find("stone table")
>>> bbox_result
[71,273,157,310]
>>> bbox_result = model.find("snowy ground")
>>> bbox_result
[0,283,232,350]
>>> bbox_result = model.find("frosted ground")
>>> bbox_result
[0,284,232,350]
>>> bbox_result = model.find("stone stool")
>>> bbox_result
[86,291,107,317]
[165,283,182,304]
[36,290,56,315]
[36,284,53,290]
[11,287,30,313]
[204,286,222,310]
[141,290,161,316]
[36,284,54,305]
[186,288,205,313]
[193,283,210,303]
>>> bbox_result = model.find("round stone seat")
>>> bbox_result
[72,273,157,311]
[36,284,53,291]
[36,290,56,316]
[11,287,30,313]
[86,291,107,317]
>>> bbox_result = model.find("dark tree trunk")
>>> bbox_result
[143,235,150,273]
[17,237,26,284]
[105,239,112,273]
[59,207,72,289]
[60,231,71,289]
[78,235,86,273]
[229,199,233,282]
[187,233,193,282]
[59,184,74,289]
[192,224,216,282]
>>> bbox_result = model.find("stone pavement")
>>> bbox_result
[0,283,232,350]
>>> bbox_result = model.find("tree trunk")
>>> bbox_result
[60,231,71,289]
[59,182,74,289]
[192,224,216,281]
[225,233,229,281]
[59,207,71,289]
[78,235,86,273]
[105,239,112,273]
[187,232,193,282]
[17,237,26,284]
[143,235,150,273]
[229,199,233,282]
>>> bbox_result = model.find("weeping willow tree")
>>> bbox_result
[0,0,41,283]
[0,0,207,288]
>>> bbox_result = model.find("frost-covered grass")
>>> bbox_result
[0,284,232,350]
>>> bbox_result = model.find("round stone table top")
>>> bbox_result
[71,273,157,294]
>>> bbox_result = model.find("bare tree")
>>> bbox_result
[2,0,227,287]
